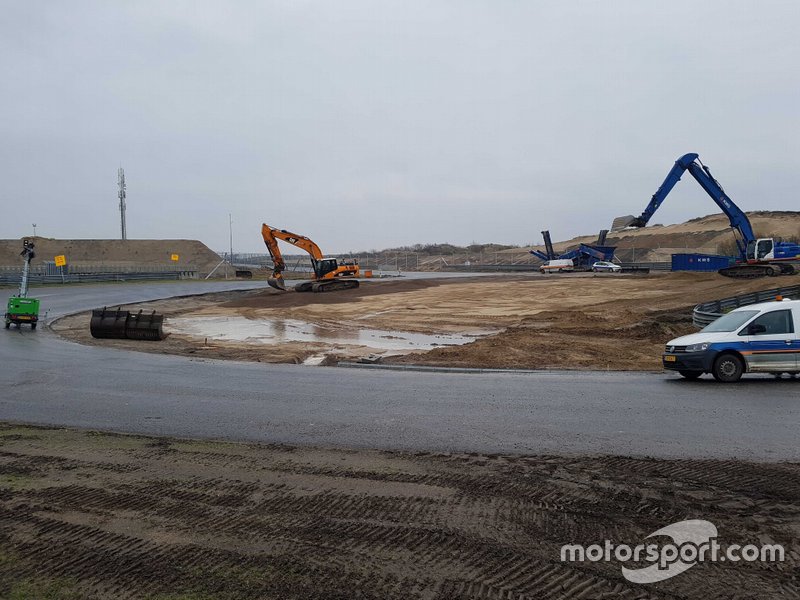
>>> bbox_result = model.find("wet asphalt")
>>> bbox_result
[1,279,798,460]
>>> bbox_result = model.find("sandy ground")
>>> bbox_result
[0,423,796,599]
[53,273,790,370]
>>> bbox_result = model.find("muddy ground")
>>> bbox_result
[0,423,796,599]
[53,273,788,370]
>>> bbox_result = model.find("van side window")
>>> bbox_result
[739,310,794,336]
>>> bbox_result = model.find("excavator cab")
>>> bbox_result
[315,258,340,278]
[754,239,775,261]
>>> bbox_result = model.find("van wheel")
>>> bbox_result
[712,353,744,383]
[678,370,702,380]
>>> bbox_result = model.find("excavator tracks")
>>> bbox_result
[718,263,798,278]
[0,425,796,600]
[292,279,360,292]
[310,279,360,293]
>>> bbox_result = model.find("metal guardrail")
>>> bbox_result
[446,261,670,273]
[449,264,538,272]
[0,263,189,275]
[692,284,800,328]
[619,261,672,271]
[0,271,197,286]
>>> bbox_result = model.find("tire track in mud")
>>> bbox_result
[0,426,797,599]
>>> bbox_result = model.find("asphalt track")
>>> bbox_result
[1,279,798,461]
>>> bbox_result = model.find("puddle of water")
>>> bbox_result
[167,315,490,352]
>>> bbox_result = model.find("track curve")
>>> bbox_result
[1,280,798,460]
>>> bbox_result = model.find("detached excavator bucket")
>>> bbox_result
[268,276,287,291]
[90,307,165,341]
[90,307,129,339]
[125,310,165,340]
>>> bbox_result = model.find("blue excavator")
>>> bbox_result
[613,153,800,278]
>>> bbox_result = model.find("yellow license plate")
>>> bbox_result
[664,355,676,362]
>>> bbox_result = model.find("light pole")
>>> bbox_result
[228,213,233,279]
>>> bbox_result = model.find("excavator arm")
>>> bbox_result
[261,224,327,291]
[616,153,756,259]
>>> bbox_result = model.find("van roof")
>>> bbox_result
[733,298,800,312]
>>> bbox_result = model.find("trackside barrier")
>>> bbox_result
[0,271,196,285]
[692,284,800,328]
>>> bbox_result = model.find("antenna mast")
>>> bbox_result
[118,167,127,240]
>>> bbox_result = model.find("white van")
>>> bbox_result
[539,259,574,274]
[663,298,800,382]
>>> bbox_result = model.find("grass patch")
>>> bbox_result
[0,552,83,600]
[0,472,40,491]
[5,578,84,600]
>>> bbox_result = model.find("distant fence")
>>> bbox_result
[0,263,193,275]
[692,284,800,328]
[448,264,539,272]
[0,265,197,286]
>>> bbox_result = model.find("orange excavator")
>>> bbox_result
[261,224,360,292]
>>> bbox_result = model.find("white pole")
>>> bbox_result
[227,213,233,279]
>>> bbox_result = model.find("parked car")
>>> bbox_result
[539,259,574,274]
[591,261,621,273]
[663,298,800,382]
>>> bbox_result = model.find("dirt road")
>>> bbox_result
[0,423,796,599]
[53,273,786,370]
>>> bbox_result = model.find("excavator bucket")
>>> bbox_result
[90,307,129,339]
[90,307,165,341]
[268,276,287,291]
[611,215,639,231]
[125,310,165,340]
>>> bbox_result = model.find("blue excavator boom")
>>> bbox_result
[614,153,800,277]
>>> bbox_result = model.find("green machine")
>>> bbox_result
[5,240,40,330]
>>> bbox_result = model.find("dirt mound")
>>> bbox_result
[0,237,222,274]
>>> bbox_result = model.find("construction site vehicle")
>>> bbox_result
[261,224,360,293]
[591,261,622,273]
[5,240,40,330]
[663,297,800,382]
[614,153,800,278]
[90,307,165,340]
[539,259,574,273]
[531,230,617,271]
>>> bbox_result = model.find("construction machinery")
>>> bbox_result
[90,307,166,340]
[261,224,360,292]
[530,230,616,271]
[5,240,40,330]
[614,153,800,278]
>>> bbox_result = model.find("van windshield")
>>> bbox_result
[702,310,759,333]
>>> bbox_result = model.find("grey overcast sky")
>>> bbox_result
[1,1,798,253]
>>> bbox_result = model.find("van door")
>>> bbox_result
[738,309,798,372]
